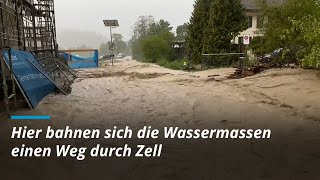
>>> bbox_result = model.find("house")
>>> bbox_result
[235,0,285,45]
[233,0,264,45]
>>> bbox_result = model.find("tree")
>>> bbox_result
[187,0,246,64]
[176,23,188,41]
[291,3,320,68]
[112,33,128,55]
[132,15,155,40]
[202,0,247,54]
[131,16,174,62]
[186,0,211,64]
[256,0,320,68]
[99,33,128,56]
[131,16,155,60]
[141,36,171,63]
[141,19,174,62]
[149,20,171,35]
[147,19,174,43]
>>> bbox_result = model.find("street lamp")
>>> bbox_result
[103,20,119,66]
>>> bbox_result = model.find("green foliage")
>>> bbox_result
[302,47,320,68]
[249,36,268,56]
[256,0,320,68]
[157,58,186,70]
[203,0,247,53]
[202,55,239,69]
[131,16,155,60]
[187,0,247,64]
[186,0,211,64]
[131,16,174,63]
[148,20,173,37]
[295,15,320,68]
[141,36,172,63]
[176,23,189,41]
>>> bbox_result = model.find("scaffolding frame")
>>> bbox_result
[0,0,57,53]
[1,0,58,115]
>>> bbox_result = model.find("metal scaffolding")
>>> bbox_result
[1,0,58,115]
[0,0,57,53]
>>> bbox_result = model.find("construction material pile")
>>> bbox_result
[227,65,269,79]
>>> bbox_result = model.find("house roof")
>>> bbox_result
[241,0,285,10]
[241,0,259,10]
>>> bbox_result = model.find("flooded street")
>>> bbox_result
[1,59,320,179]
[2,0,320,179]
[30,59,320,127]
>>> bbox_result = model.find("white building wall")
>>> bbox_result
[234,12,262,44]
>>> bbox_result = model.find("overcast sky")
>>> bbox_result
[54,0,195,41]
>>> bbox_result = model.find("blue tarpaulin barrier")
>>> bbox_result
[62,50,99,69]
[2,49,57,109]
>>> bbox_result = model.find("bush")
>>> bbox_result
[257,0,320,68]
[157,59,186,70]
[295,16,320,69]
[249,36,268,56]
[302,46,320,69]
[141,36,172,63]
[202,55,239,69]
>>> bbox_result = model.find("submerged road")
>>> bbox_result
[1,59,320,180]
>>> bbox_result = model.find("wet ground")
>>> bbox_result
[1,59,320,180]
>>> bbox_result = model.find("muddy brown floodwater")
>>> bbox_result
[1,59,320,180]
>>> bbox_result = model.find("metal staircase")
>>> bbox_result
[33,51,77,94]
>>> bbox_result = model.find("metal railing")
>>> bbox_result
[201,53,246,70]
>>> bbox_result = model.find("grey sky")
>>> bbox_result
[55,0,195,41]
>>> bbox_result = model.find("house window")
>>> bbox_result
[248,16,253,28]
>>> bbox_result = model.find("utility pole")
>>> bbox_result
[110,26,114,66]
[103,20,119,66]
